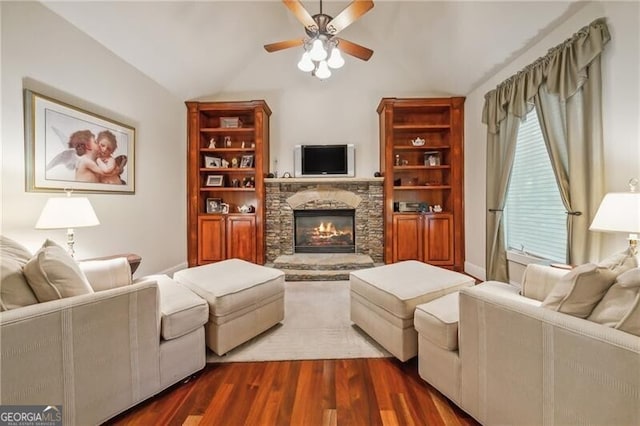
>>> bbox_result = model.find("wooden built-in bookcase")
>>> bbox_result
[186,100,271,266]
[377,97,465,271]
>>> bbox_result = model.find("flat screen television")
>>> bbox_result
[294,144,355,177]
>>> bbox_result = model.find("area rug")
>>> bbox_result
[206,281,391,363]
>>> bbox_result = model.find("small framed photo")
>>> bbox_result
[424,151,441,166]
[221,203,230,214]
[206,198,222,213]
[205,175,224,187]
[204,156,221,168]
[240,154,254,168]
[220,117,242,128]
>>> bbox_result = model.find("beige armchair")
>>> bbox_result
[0,236,208,425]
[416,263,640,425]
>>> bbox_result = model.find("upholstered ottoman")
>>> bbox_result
[173,259,285,355]
[414,292,462,405]
[350,261,474,361]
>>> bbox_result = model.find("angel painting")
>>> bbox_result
[25,90,135,193]
[46,128,127,185]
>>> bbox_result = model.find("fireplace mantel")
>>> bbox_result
[265,177,384,184]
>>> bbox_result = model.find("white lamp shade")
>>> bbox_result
[589,192,640,233]
[35,197,100,229]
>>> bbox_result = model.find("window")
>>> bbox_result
[504,106,567,263]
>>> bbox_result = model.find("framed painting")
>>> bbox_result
[24,90,135,193]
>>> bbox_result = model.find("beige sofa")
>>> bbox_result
[0,236,209,425]
[416,262,640,425]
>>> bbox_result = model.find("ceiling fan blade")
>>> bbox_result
[264,38,305,53]
[326,0,374,35]
[335,38,373,61]
[282,0,318,32]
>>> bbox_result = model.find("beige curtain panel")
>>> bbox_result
[483,18,610,281]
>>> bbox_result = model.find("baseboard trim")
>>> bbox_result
[464,261,485,282]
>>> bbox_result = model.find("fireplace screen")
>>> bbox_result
[294,209,355,253]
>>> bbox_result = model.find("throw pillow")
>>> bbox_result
[23,239,94,303]
[617,296,640,336]
[1,236,39,310]
[616,267,640,288]
[1,258,39,311]
[598,247,638,276]
[1,235,33,265]
[541,263,617,318]
[588,282,639,327]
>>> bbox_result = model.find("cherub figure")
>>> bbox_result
[95,130,127,184]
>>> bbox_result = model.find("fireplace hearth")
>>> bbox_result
[294,209,355,253]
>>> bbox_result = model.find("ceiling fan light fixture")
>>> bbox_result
[309,38,328,61]
[327,47,344,69]
[315,60,331,79]
[297,51,315,72]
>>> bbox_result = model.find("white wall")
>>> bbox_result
[1,2,186,276]
[464,1,640,280]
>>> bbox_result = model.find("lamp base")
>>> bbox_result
[66,228,76,258]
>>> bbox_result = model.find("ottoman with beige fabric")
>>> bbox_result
[173,258,285,355]
[350,260,474,361]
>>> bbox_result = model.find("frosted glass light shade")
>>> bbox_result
[297,52,314,72]
[315,61,331,79]
[327,47,345,69]
[36,197,100,229]
[309,38,327,61]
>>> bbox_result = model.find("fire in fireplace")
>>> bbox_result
[294,209,355,253]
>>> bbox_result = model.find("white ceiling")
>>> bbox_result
[42,1,585,101]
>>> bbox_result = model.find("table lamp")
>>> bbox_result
[589,178,640,255]
[35,190,100,257]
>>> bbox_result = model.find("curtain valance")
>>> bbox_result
[482,18,610,134]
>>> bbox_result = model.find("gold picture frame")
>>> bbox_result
[24,90,135,193]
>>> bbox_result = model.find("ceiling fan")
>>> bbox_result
[264,0,374,79]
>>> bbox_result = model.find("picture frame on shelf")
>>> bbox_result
[24,89,135,193]
[220,117,242,128]
[206,198,222,213]
[204,156,222,168]
[240,154,254,168]
[221,203,230,214]
[424,151,441,166]
[205,175,224,187]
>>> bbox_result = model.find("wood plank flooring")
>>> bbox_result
[106,358,479,426]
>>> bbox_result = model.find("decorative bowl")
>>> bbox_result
[411,137,426,146]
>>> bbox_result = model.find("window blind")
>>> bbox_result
[504,107,567,263]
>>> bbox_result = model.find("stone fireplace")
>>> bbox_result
[294,209,355,253]
[265,177,384,263]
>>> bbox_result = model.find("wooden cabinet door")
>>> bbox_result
[198,216,226,264]
[392,214,422,262]
[423,214,454,265]
[226,215,257,263]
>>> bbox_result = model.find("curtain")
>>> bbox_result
[485,114,519,282]
[482,18,610,280]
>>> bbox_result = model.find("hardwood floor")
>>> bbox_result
[107,358,478,426]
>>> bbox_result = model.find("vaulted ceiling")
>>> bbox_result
[42,1,584,101]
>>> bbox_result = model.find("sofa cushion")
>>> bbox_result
[23,239,94,302]
[414,292,461,351]
[1,236,39,311]
[541,263,616,318]
[154,274,208,340]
